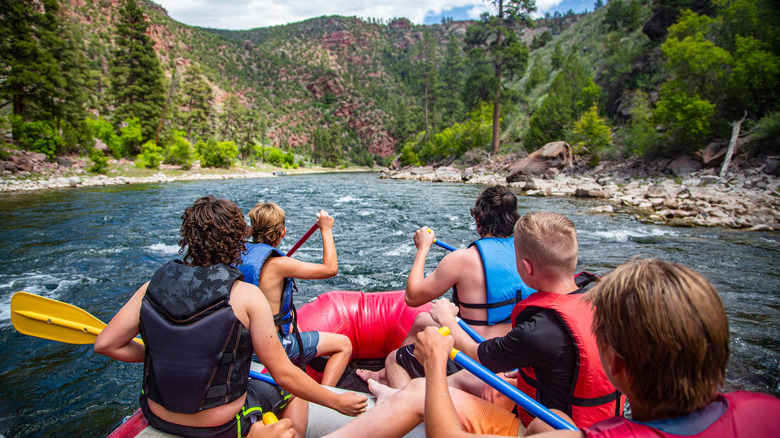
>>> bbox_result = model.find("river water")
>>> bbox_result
[0,172,777,437]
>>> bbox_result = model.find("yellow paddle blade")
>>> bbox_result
[11,291,143,346]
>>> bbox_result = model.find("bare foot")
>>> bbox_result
[367,378,399,405]
[356,368,387,385]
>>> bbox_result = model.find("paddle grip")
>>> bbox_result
[262,412,279,425]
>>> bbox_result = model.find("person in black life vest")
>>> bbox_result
[94,196,366,438]
[416,257,780,438]
[427,211,622,434]
[236,202,352,387]
[359,185,535,389]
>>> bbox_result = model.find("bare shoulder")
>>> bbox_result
[441,246,481,270]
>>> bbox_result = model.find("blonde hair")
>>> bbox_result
[513,211,578,278]
[588,257,729,417]
[248,202,285,245]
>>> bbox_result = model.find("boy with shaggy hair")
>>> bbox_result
[237,202,352,387]
[417,257,780,437]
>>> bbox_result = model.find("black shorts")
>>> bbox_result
[140,379,292,438]
[396,343,462,379]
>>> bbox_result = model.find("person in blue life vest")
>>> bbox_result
[236,202,352,387]
[415,257,780,438]
[359,185,536,389]
[94,196,366,438]
[318,211,618,438]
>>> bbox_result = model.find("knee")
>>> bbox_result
[411,312,434,331]
[337,334,352,355]
[385,348,399,368]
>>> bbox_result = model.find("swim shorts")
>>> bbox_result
[140,379,292,438]
[278,330,320,367]
[396,343,462,378]
[451,386,526,437]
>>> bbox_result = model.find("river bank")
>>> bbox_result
[380,157,780,230]
[0,149,364,192]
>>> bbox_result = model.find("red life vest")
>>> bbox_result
[510,291,623,428]
[582,391,780,437]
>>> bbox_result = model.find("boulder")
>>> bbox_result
[506,141,573,182]
[667,155,703,176]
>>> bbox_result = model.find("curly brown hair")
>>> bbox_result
[470,185,520,238]
[178,196,250,266]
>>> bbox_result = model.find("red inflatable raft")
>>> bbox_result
[108,290,430,437]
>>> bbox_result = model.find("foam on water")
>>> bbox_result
[384,245,415,257]
[146,243,180,254]
[583,227,675,243]
[335,195,358,204]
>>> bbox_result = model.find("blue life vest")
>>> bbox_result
[237,243,297,335]
[140,260,252,414]
[453,237,536,325]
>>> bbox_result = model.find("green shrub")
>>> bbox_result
[570,105,612,166]
[13,118,64,159]
[625,91,660,157]
[86,117,123,158]
[89,148,109,174]
[120,118,143,156]
[201,140,238,168]
[653,84,715,153]
[163,131,193,169]
[135,140,163,169]
[266,147,284,166]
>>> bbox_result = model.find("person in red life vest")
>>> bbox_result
[236,202,352,387]
[427,211,622,434]
[359,185,535,389]
[416,257,780,438]
[95,196,366,438]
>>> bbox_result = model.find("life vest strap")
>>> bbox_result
[519,369,621,407]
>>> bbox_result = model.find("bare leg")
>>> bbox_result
[324,378,426,438]
[384,348,413,388]
[356,367,387,385]
[316,332,353,387]
[279,396,308,438]
[526,409,569,435]
[403,312,437,347]
[447,369,487,397]
[367,378,400,404]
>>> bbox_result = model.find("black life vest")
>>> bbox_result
[139,260,253,414]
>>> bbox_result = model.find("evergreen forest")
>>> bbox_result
[1,0,778,172]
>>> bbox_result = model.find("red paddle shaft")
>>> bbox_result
[286,223,320,256]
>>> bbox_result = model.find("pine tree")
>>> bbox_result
[0,0,63,124]
[439,37,466,126]
[178,64,213,143]
[109,0,165,150]
[464,0,534,155]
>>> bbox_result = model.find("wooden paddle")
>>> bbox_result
[10,291,279,385]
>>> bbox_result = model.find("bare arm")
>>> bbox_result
[429,298,481,360]
[405,227,463,307]
[269,210,338,280]
[235,282,366,416]
[94,282,148,363]
[416,327,486,438]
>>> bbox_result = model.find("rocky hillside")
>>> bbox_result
[59,0,476,157]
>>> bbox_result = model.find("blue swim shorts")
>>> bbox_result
[278,330,320,367]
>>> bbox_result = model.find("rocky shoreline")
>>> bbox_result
[3,149,779,230]
[380,160,780,231]
[0,149,306,192]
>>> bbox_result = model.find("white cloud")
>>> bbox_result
[153,0,495,29]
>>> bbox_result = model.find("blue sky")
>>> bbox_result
[423,0,592,24]
[152,0,596,31]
